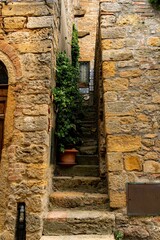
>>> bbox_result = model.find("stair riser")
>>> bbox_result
[52,178,107,193]
[76,156,98,165]
[49,197,108,210]
[55,166,99,177]
[43,219,114,236]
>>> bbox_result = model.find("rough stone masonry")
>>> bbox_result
[0,0,159,239]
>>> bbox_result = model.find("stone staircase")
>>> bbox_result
[41,105,115,239]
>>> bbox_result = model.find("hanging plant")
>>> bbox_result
[149,0,160,9]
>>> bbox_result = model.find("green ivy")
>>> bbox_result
[71,24,80,68]
[114,230,124,240]
[53,40,83,152]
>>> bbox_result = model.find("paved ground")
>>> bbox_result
[41,235,115,240]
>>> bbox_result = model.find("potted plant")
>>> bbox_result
[52,25,83,165]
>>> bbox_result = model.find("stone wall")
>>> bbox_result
[100,0,160,209]
[0,1,64,239]
[76,0,100,96]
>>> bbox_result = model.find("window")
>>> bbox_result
[0,61,8,158]
[79,61,90,87]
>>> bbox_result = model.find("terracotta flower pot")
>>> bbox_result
[59,148,78,166]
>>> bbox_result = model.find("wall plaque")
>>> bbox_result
[127,183,160,216]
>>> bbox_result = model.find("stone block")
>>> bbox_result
[124,155,142,171]
[104,92,117,102]
[105,116,135,134]
[104,102,135,116]
[101,27,126,39]
[103,78,128,91]
[117,14,140,25]
[101,15,116,27]
[26,195,43,213]
[3,17,26,29]
[107,135,141,152]
[2,3,50,16]
[102,39,124,50]
[26,164,47,180]
[147,37,160,47]
[100,2,121,12]
[109,190,126,208]
[103,50,133,61]
[144,161,160,173]
[15,116,48,132]
[119,69,142,78]
[152,92,160,103]
[102,61,116,77]
[15,40,52,53]
[27,16,53,29]
[144,152,158,160]
[107,152,123,171]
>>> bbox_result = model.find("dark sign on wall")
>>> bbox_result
[127,183,160,216]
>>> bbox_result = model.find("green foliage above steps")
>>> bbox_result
[53,25,83,153]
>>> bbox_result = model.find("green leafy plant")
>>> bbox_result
[149,0,160,9]
[114,230,124,240]
[53,28,83,153]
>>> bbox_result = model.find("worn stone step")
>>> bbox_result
[52,176,107,193]
[49,192,109,210]
[79,146,98,155]
[41,235,115,240]
[76,155,98,165]
[81,139,98,146]
[55,165,99,177]
[43,210,115,236]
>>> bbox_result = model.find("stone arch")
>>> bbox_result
[0,41,22,80]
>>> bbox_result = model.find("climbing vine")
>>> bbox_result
[71,24,80,68]
[52,24,83,153]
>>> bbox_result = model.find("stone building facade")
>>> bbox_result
[0,0,74,239]
[0,0,160,239]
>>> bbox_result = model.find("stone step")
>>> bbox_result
[76,155,98,165]
[52,176,107,193]
[79,146,98,155]
[49,191,109,210]
[81,139,98,146]
[43,210,115,236]
[41,235,115,240]
[55,165,99,177]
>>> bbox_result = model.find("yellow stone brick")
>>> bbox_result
[2,3,50,16]
[137,114,149,122]
[107,152,123,171]
[15,41,51,53]
[104,91,117,102]
[117,14,140,25]
[4,17,26,29]
[102,40,112,50]
[107,135,141,152]
[147,37,160,47]
[109,190,126,208]
[102,39,124,50]
[102,61,116,77]
[119,69,142,78]
[103,78,128,91]
[144,161,160,173]
[124,155,142,171]
[152,92,160,103]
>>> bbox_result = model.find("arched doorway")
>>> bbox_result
[0,61,8,158]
